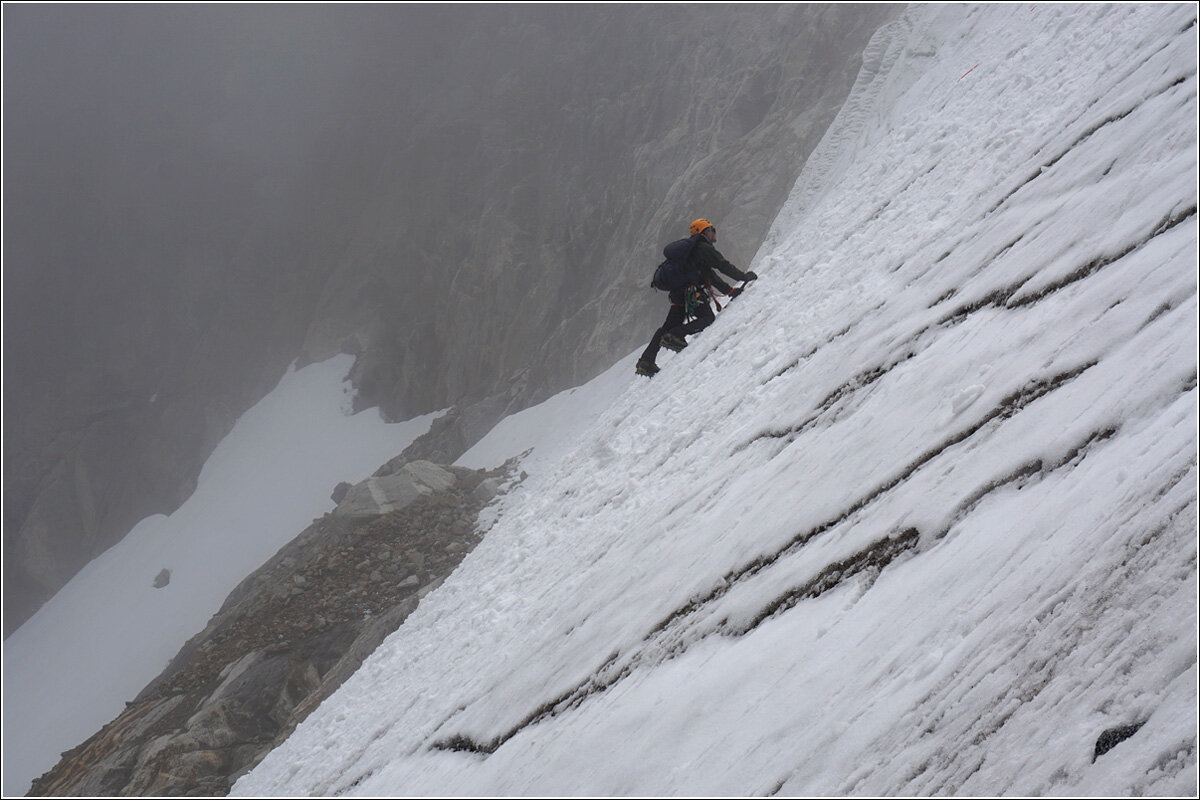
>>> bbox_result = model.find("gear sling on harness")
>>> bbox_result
[683,280,726,320]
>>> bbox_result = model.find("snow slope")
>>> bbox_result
[456,351,641,478]
[2,356,438,797]
[236,5,1197,796]
[3,4,1190,796]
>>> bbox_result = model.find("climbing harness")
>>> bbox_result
[681,280,740,320]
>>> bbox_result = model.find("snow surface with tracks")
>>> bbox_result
[237,5,1197,796]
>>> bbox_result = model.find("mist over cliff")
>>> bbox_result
[3,4,896,633]
[6,5,1193,795]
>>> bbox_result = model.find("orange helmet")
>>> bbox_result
[689,218,715,236]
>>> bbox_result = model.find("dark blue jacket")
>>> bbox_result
[682,239,751,296]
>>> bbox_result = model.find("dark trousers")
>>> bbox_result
[639,291,715,364]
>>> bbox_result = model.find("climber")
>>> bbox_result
[636,218,757,377]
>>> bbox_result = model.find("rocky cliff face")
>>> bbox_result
[305,5,902,420]
[28,459,509,796]
[5,5,898,634]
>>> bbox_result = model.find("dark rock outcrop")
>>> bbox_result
[28,462,510,797]
[1093,722,1145,762]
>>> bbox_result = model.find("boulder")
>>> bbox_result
[330,481,354,504]
[332,461,457,522]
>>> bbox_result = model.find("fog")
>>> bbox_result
[6,5,401,414]
[4,4,494,631]
[3,4,894,633]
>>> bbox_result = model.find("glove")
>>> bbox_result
[743,271,759,282]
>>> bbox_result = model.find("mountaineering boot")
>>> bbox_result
[660,332,688,352]
[635,359,660,377]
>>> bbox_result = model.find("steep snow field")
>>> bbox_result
[237,5,1197,797]
[456,352,641,478]
[2,357,438,796]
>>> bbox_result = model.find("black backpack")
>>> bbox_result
[651,233,704,292]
